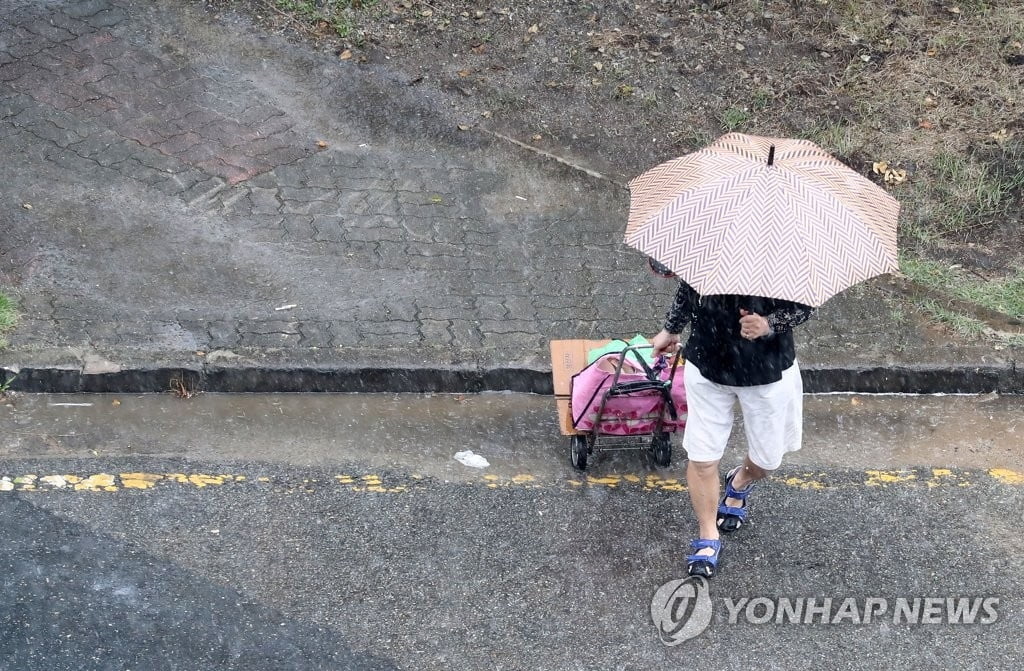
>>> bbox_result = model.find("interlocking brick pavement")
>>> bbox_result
[0,0,1018,392]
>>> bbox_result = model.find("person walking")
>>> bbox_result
[626,136,898,577]
[647,258,815,578]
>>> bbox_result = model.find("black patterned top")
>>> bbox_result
[664,281,816,386]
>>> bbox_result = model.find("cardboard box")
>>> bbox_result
[549,339,610,398]
[550,339,611,436]
[556,398,576,436]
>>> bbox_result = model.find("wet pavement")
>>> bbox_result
[1,0,1022,666]
[2,392,1023,669]
[3,391,1022,475]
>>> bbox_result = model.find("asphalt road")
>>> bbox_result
[1,392,1022,670]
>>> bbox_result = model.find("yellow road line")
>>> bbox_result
[0,468,1021,494]
[989,468,1024,485]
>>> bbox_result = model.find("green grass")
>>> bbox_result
[751,87,773,111]
[272,0,379,38]
[673,127,713,151]
[0,292,17,349]
[918,299,988,338]
[801,121,858,160]
[901,256,1024,319]
[720,107,750,132]
[900,255,1024,346]
[920,145,1024,240]
[917,299,1023,347]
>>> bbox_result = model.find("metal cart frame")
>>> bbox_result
[566,343,683,471]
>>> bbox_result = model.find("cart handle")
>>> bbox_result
[606,344,682,385]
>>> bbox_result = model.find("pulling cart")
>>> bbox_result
[550,340,686,471]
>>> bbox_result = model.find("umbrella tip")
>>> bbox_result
[767,144,776,166]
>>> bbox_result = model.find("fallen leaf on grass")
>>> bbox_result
[316,140,328,148]
[989,128,1013,145]
[872,161,907,185]
[918,119,935,129]
[885,168,907,185]
[457,69,471,77]
[531,134,542,141]
[457,124,470,131]
[527,24,539,34]
[339,49,352,60]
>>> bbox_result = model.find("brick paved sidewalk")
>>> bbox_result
[0,0,1018,393]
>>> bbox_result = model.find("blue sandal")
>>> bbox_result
[686,539,722,578]
[717,466,754,532]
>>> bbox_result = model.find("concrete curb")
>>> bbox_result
[2,363,1021,395]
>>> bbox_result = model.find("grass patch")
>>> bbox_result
[931,145,1024,238]
[918,299,988,338]
[800,121,859,161]
[720,107,750,132]
[0,292,17,349]
[899,141,1024,245]
[918,299,1023,347]
[901,255,1024,320]
[264,0,380,39]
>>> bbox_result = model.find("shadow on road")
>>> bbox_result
[0,496,397,671]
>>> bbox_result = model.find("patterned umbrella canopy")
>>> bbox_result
[624,133,900,307]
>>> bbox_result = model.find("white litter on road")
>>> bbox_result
[454,450,490,469]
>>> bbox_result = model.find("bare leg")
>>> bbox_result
[686,458,722,556]
[723,455,770,509]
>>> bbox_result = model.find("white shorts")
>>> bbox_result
[681,361,803,470]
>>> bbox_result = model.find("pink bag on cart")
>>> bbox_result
[570,354,687,435]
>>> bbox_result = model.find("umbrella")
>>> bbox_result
[624,133,900,307]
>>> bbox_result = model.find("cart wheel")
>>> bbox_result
[650,432,672,467]
[570,435,590,471]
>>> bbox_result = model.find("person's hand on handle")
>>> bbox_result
[651,329,681,358]
[739,309,771,340]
